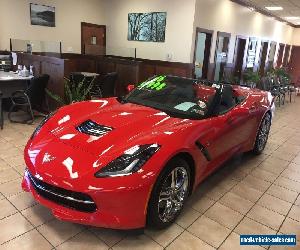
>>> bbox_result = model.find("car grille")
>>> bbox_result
[76,120,113,137]
[26,170,97,213]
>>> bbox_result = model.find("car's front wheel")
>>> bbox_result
[253,113,271,154]
[147,157,191,229]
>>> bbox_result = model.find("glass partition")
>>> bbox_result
[84,44,136,58]
[10,38,61,54]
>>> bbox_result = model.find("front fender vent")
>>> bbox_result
[76,120,113,137]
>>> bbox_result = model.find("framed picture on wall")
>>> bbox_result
[128,12,167,42]
[30,3,55,27]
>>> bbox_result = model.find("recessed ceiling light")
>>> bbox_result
[285,16,300,20]
[265,6,283,11]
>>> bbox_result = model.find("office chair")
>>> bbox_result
[8,74,49,124]
[91,72,118,98]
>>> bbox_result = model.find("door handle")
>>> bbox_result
[249,105,256,113]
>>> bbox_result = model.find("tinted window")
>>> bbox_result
[124,76,217,119]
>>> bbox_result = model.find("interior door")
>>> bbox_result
[259,41,269,76]
[267,42,277,71]
[276,43,285,68]
[193,28,213,79]
[233,37,247,81]
[283,45,291,67]
[81,22,106,55]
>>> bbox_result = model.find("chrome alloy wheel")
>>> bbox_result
[158,167,189,223]
[257,115,271,151]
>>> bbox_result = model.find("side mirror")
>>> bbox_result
[126,84,135,93]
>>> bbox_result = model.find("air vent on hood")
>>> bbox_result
[76,120,113,137]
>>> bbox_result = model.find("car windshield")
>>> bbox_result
[124,75,217,120]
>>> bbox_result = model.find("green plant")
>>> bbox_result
[46,77,95,106]
[243,68,260,84]
[275,67,291,80]
[266,67,291,80]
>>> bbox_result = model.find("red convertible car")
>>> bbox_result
[22,75,274,229]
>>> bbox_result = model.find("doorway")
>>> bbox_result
[81,22,106,55]
[193,28,213,79]
[283,45,291,67]
[214,32,230,81]
[266,42,277,71]
[276,43,285,68]
[233,36,247,80]
[258,41,269,76]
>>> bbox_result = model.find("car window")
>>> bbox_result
[124,75,217,120]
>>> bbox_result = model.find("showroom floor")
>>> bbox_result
[0,98,300,250]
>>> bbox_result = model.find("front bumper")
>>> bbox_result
[22,169,153,229]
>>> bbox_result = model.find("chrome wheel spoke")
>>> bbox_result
[257,116,271,151]
[158,167,189,223]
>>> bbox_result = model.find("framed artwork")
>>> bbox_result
[128,12,167,42]
[30,3,55,27]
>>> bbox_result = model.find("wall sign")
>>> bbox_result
[30,3,55,27]
[246,38,257,68]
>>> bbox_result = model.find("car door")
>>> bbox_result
[195,85,254,176]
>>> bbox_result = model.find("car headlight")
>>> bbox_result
[94,144,160,178]
[31,111,57,139]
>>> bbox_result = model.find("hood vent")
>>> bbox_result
[76,120,114,137]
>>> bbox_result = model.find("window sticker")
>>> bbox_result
[174,102,196,111]
[138,76,167,91]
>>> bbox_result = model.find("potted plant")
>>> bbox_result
[243,68,261,88]
[46,76,95,106]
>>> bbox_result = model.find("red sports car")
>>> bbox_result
[22,75,274,229]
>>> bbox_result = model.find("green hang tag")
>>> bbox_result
[137,76,167,91]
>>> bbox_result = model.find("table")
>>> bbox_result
[0,71,33,97]
[0,71,33,129]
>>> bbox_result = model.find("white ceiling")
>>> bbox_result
[241,0,300,25]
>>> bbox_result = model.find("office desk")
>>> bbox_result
[0,71,33,129]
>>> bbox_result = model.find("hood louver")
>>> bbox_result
[76,120,114,137]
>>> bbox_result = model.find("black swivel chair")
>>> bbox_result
[70,72,95,87]
[8,74,50,124]
[0,91,3,129]
[91,72,118,98]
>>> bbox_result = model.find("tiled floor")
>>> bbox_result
[0,98,300,250]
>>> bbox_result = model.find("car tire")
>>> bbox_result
[147,157,191,229]
[253,113,271,155]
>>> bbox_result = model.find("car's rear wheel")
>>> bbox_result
[147,157,191,229]
[253,113,271,154]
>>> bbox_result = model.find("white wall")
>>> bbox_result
[0,0,106,53]
[193,0,294,64]
[0,0,298,63]
[102,0,196,63]
[292,29,300,46]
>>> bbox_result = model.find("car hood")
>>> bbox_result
[27,99,194,179]
[48,99,191,155]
